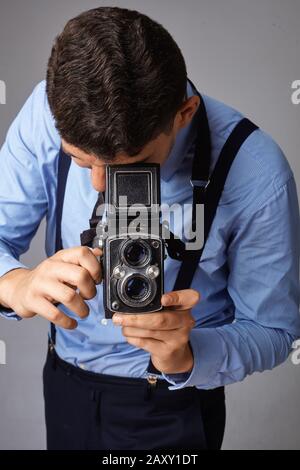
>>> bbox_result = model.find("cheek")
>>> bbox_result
[91,167,106,192]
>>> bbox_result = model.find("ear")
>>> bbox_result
[175,95,200,130]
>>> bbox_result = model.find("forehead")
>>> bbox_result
[61,133,167,166]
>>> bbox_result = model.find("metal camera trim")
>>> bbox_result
[117,272,157,308]
[121,238,152,268]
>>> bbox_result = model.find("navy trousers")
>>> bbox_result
[43,347,226,450]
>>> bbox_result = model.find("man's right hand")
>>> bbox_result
[0,246,102,329]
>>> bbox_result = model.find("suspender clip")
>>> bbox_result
[190,179,210,189]
[145,374,158,400]
[146,374,158,387]
[48,338,57,370]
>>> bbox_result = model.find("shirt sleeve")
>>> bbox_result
[163,175,300,389]
[0,83,48,319]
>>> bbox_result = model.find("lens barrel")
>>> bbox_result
[117,273,157,308]
[122,239,151,267]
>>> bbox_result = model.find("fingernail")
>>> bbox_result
[113,314,123,325]
[163,295,172,306]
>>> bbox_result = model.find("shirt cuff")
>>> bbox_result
[162,327,225,390]
[0,258,27,320]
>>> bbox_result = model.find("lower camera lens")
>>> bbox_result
[123,240,151,267]
[124,276,149,301]
[117,273,157,308]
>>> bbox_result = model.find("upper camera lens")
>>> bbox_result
[123,240,150,267]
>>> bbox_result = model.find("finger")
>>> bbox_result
[122,326,191,351]
[125,336,165,355]
[32,297,77,329]
[90,247,102,261]
[161,289,200,310]
[53,246,102,283]
[47,261,97,299]
[122,325,177,342]
[90,247,102,256]
[42,280,89,319]
[113,310,188,330]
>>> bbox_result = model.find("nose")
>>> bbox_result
[91,166,106,192]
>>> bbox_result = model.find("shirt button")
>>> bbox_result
[101,318,108,326]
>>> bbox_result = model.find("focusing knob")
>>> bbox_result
[146,265,160,279]
[113,266,126,279]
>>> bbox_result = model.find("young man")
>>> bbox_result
[0,7,299,450]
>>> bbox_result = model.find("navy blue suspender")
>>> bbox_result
[174,114,258,291]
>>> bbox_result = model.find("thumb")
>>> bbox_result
[161,289,200,310]
[89,247,102,256]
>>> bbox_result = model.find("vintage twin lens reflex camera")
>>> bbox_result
[99,164,164,319]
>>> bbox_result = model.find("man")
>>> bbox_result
[0,6,299,450]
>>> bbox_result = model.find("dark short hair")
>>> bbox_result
[46,6,187,160]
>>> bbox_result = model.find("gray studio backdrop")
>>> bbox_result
[0,0,299,450]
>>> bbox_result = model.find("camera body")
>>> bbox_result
[99,163,164,319]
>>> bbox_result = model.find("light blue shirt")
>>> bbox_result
[0,80,299,390]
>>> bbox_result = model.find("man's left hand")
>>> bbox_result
[112,289,200,374]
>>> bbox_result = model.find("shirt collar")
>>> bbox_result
[160,79,199,182]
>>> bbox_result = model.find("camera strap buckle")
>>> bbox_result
[80,192,105,247]
[162,222,186,262]
[190,179,210,205]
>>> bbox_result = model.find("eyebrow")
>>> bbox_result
[62,146,85,161]
[62,144,153,164]
[70,154,84,161]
